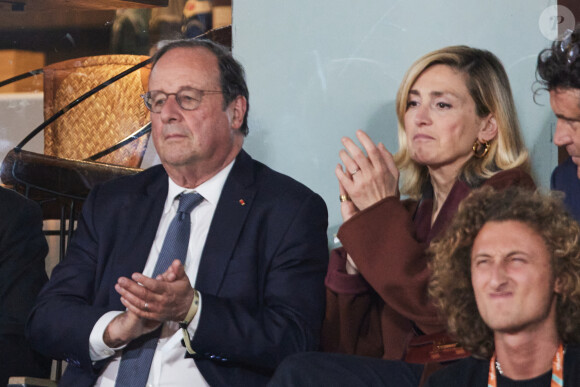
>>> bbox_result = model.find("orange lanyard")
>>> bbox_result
[488,342,564,387]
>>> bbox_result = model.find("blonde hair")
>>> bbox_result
[394,46,529,198]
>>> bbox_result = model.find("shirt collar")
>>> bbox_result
[164,160,236,213]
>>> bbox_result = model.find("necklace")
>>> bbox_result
[495,360,504,375]
[488,342,564,387]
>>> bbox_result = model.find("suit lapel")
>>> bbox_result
[111,166,168,290]
[195,150,256,295]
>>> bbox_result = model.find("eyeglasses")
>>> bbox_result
[141,87,222,113]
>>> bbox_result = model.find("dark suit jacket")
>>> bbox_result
[26,150,329,387]
[0,187,51,385]
[551,157,580,223]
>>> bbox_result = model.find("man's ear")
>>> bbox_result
[478,115,498,143]
[229,95,247,130]
[554,276,564,294]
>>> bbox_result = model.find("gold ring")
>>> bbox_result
[339,194,351,202]
[350,168,360,176]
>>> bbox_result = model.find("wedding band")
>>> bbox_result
[144,302,149,310]
[350,168,360,176]
[339,194,351,202]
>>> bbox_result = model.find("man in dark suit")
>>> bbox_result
[27,39,328,387]
[536,26,580,222]
[0,187,51,385]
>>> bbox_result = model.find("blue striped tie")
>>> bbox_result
[115,192,203,387]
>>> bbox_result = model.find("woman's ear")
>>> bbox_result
[478,115,498,143]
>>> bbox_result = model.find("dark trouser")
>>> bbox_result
[268,352,424,387]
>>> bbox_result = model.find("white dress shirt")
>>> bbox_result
[89,161,234,387]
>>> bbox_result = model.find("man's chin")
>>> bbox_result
[160,153,196,168]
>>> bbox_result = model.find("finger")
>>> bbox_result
[168,260,187,279]
[157,260,181,281]
[337,179,352,203]
[120,296,155,320]
[378,142,399,179]
[341,136,372,173]
[131,272,166,294]
[335,164,354,194]
[338,149,359,177]
[355,130,382,168]
[117,283,149,312]
[117,276,149,298]
[116,276,165,309]
[159,261,187,282]
[338,180,348,196]
[156,272,170,281]
[337,171,358,221]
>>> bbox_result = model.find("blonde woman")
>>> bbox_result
[270,46,535,386]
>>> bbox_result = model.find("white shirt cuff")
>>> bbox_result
[89,311,126,361]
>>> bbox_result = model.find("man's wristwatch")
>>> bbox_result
[179,289,199,355]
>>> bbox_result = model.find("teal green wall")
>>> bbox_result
[233,0,558,240]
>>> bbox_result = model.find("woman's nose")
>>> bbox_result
[414,104,431,126]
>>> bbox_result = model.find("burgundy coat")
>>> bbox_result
[321,168,535,360]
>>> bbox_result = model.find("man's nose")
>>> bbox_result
[553,119,572,147]
[159,95,183,123]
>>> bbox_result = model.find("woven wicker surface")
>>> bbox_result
[43,55,151,167]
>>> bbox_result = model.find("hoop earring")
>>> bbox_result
[472,140,490,158]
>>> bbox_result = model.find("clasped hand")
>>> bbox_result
[335,129,400,222]
[104,260,195,347]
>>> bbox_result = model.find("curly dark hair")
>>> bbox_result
[536,24,580,92]
[151,38,250,135]
[429,186,580,358]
